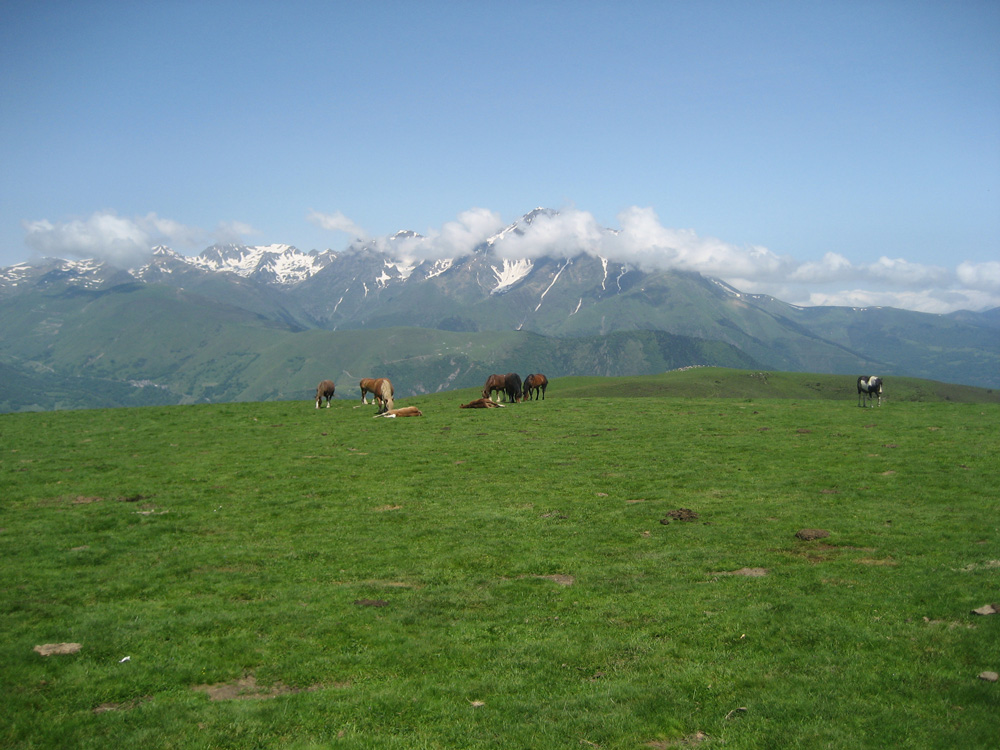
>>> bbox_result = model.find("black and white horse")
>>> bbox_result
[857,376,883,407]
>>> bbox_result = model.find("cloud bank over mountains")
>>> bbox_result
[22,207,999,315]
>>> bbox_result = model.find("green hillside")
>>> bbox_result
[0,284,760,412]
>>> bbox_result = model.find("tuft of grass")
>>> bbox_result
[1,385,997,748]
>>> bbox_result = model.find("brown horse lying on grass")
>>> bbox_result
[373,405,422,418]
[315,380,335,408]
[461,397,505,409]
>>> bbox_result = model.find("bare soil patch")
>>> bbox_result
[34,643,81,656]
[795,529,830,541]
[192,674,327,701]
[714,568,768,577]
[535,574,575,586]
[661,508,699,524]
[856,557,897,566]
[93,696,151,714]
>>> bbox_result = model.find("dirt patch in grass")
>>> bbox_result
[856,557,897,566]
[535,574,575,586]
[661,508,699,523]
[93,696,151,714]
[922,616,976,630]
[34,643,82,656]
[647,731,709,747]
[795,529,829,541]
[713,568,768,577]
[192,674,328,701]
[71,496,104,504]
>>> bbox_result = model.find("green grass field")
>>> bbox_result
[2,371,998,748]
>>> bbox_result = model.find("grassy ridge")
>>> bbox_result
[1,378,998,748]
[554,368,1000,403]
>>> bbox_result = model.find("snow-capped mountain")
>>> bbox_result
[2,209,998,398]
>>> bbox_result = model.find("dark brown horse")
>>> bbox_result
[523,373,548,400]
[503,372,523,403]
[360,378,393,406]
[483,374,506,402]
[315,379,336,408]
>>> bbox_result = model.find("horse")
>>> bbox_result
[374,405,422,418]
[504,372,523,403]
[857,375,883,407]
[523,373,548,400]
[460,397,505,409]
[375,377,394,414]
[483,374,506,402]
[315,379,336,408]
[360,378,388,405]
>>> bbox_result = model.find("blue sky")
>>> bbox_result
[2,0,998,312]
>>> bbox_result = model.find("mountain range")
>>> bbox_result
[2,209,998,412]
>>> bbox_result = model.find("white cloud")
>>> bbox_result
[307,210,369,241]
[799,287,1000,314]
[309,205,1000,313]
[213,220,258,245]
[23,205,999,313]
[401,208,505,261]
[22,211,207,267]
[957,261,1000,292]
[865,256,950,287]
[501,208,605,259]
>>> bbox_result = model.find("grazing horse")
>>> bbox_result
[315,379,336,408]
[483,374,507,402]
[857,375,883,407]
[523,373,548,400]
[504,372,523,403]
[375,377,394,414]
[360,378,386,405]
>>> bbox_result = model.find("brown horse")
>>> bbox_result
[460,397,505,409]
[375,378,394,414]
[360,378,383,404]
[315,379,336,408]
[523,373,548,400]
[483,374,506,402]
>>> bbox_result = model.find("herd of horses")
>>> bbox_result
[481,372,548,403]
[318,372,884,410]
[315,377,395,413]
[314,372,549,413]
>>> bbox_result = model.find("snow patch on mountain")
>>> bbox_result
[423,258,454,279]
[188,244,328,284]
[490,258,533,294]
[535,259,571,312]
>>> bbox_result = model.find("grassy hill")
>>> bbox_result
[1,385,997,748]
[551,368,1000,404]
[0,283,760,411]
